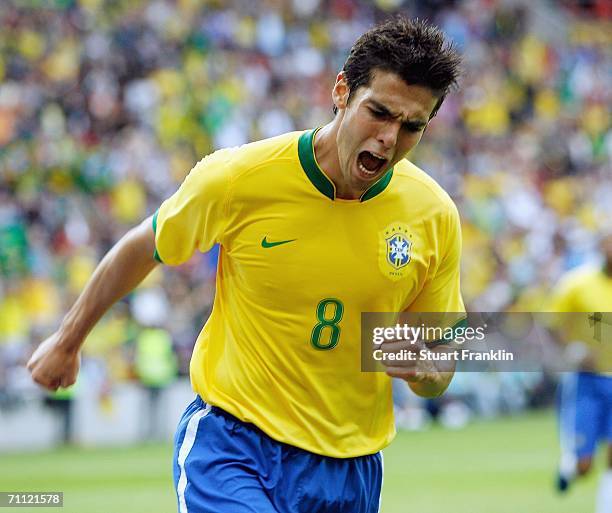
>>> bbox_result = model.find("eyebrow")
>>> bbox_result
[368,99,428,128]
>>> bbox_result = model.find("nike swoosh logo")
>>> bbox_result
[261,236,297,248]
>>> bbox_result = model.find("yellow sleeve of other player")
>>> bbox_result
[405,202,465,314]
[153,149,233,266]
[545,267,599,344]
[548,272,579,313]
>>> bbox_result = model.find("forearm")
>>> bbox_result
[58,216,158,351]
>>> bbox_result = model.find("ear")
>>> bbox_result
[332,72,349,111]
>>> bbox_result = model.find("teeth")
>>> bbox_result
[370,152,386,160]
[359,162,376,175]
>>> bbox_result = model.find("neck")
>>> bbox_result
[313,117,360,200]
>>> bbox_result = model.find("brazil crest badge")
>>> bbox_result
[378,223,413,281]
[386,233,411,269]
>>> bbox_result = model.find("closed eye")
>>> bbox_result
[369,107,387,119]
[368,104,426,132]
[402,122,425,133]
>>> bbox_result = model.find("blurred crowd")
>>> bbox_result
[0,0,610,410]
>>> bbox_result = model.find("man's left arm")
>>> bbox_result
[384,203,464,398]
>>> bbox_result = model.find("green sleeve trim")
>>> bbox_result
[426,317,468,347]
[152,210,163,264]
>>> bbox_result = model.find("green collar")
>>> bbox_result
[297,129,393,202]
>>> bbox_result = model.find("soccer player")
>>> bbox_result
[550,230,612,513]
[27,18,463,513]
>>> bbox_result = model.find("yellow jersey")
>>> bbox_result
[548,265,612,374]
[154,129,464,457]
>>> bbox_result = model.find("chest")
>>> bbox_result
[222,199,439,310]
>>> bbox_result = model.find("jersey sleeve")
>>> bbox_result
[406,202,465,314]
[153,150,232,266]
[544,272,579,335]
[547,274,578,312]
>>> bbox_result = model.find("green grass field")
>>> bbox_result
[0,411,598,513]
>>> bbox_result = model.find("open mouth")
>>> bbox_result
[358,151,387,177]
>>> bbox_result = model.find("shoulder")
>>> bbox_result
[393,159,459,221]
[556,264,600,291]
[209,131,303,178]
[183,131,303,192]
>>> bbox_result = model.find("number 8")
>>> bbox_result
[311,298,344,350]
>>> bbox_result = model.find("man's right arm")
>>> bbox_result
[27,215,159,391]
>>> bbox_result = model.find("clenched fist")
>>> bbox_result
[27,332,81,392]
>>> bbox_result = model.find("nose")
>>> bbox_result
[376,121,401,150]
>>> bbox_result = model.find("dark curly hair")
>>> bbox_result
[336,17,462,119]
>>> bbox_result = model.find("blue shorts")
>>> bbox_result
[558,372,612,459]
[172,396,384,513]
